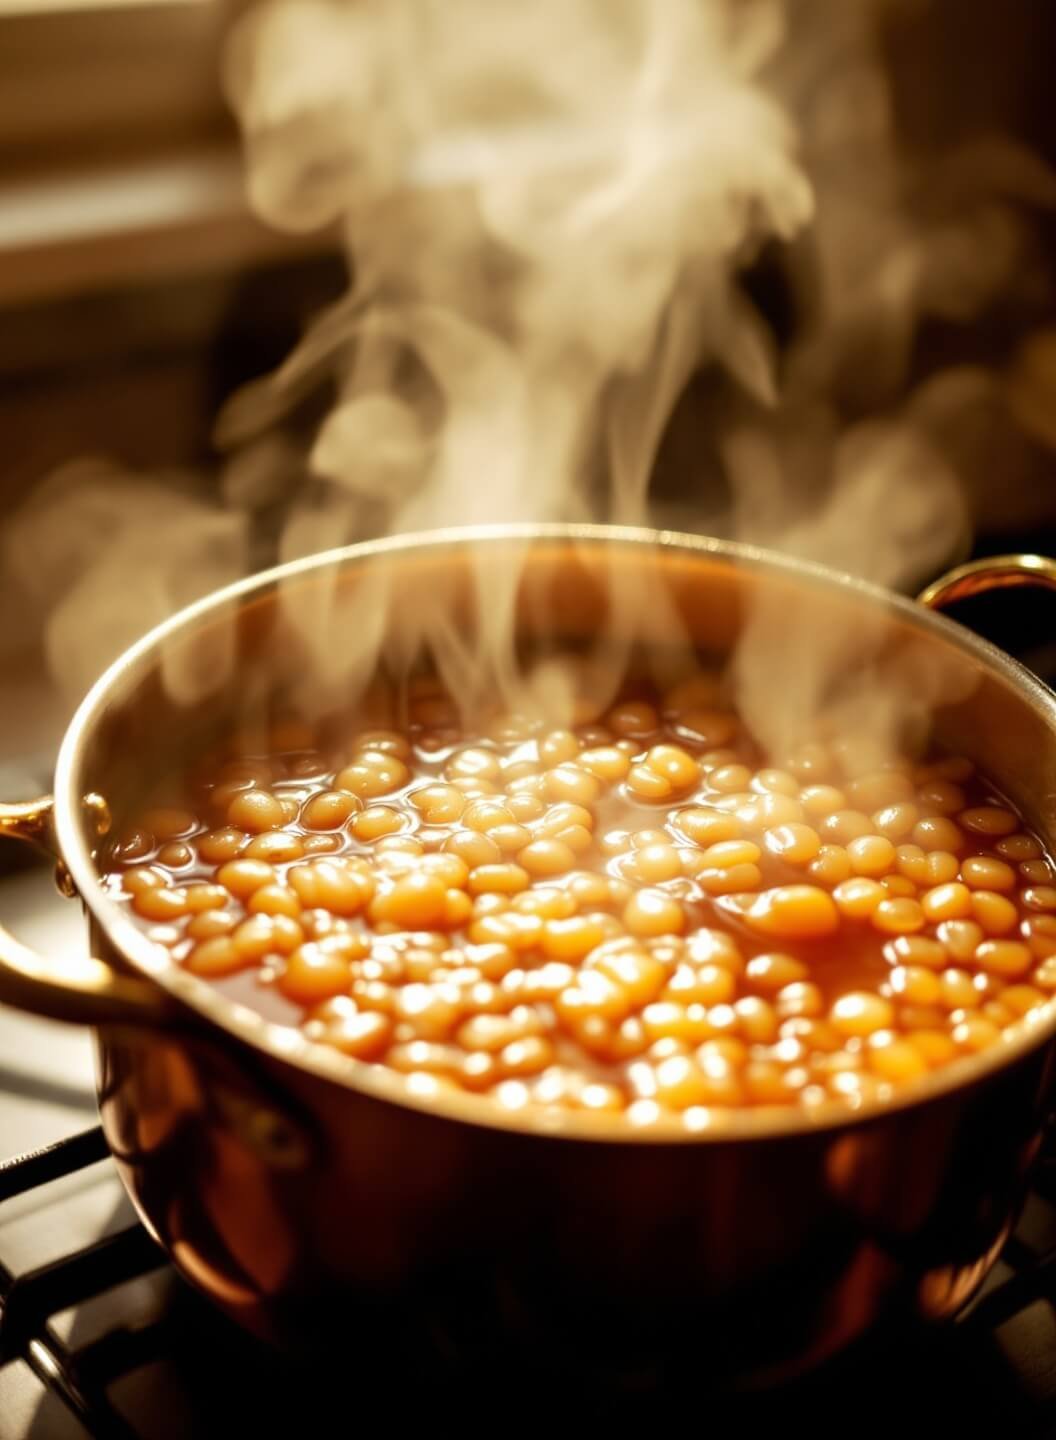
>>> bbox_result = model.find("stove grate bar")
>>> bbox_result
[2,1227,165,1358]
[0,1128,110,1204]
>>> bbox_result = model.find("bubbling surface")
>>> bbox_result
[102,669,1056,1127]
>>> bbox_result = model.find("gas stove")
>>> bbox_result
[3,864,1056,1437]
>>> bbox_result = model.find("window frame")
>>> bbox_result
[0,0,331,305]
[0,0,231,164]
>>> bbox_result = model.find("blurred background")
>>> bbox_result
[0,0,345,799]
[0,0,1055,798]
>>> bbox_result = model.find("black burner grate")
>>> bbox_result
[3,1127,1056,1438]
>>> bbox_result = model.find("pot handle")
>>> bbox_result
[918,553,1056,611]
[0,795,174,1027]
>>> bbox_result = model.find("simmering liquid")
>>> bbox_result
[102,670,1056,1125]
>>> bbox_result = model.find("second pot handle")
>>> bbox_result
[0,795,174,1028]
[918,553,1056,611]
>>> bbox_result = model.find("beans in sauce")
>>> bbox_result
[103,673,1056,1127]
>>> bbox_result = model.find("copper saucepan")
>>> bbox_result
[2,525,1056,1382]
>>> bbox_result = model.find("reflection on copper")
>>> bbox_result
[202,1128,296,1296]
[171,1238,261,1309]
[917,1226,1012,1320]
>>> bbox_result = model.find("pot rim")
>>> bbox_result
[55,522,1056,1143]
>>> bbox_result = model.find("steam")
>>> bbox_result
[219,0,812,720]
[715,0,1054,756]
[6,0,1056,757]
[5,460,247,705]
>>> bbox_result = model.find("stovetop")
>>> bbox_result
[2,858,1056,1437]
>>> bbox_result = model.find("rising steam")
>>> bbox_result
[219,0,812,721]
[6,0,1056,753]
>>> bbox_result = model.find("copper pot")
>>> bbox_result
[3,526,1056,1383]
